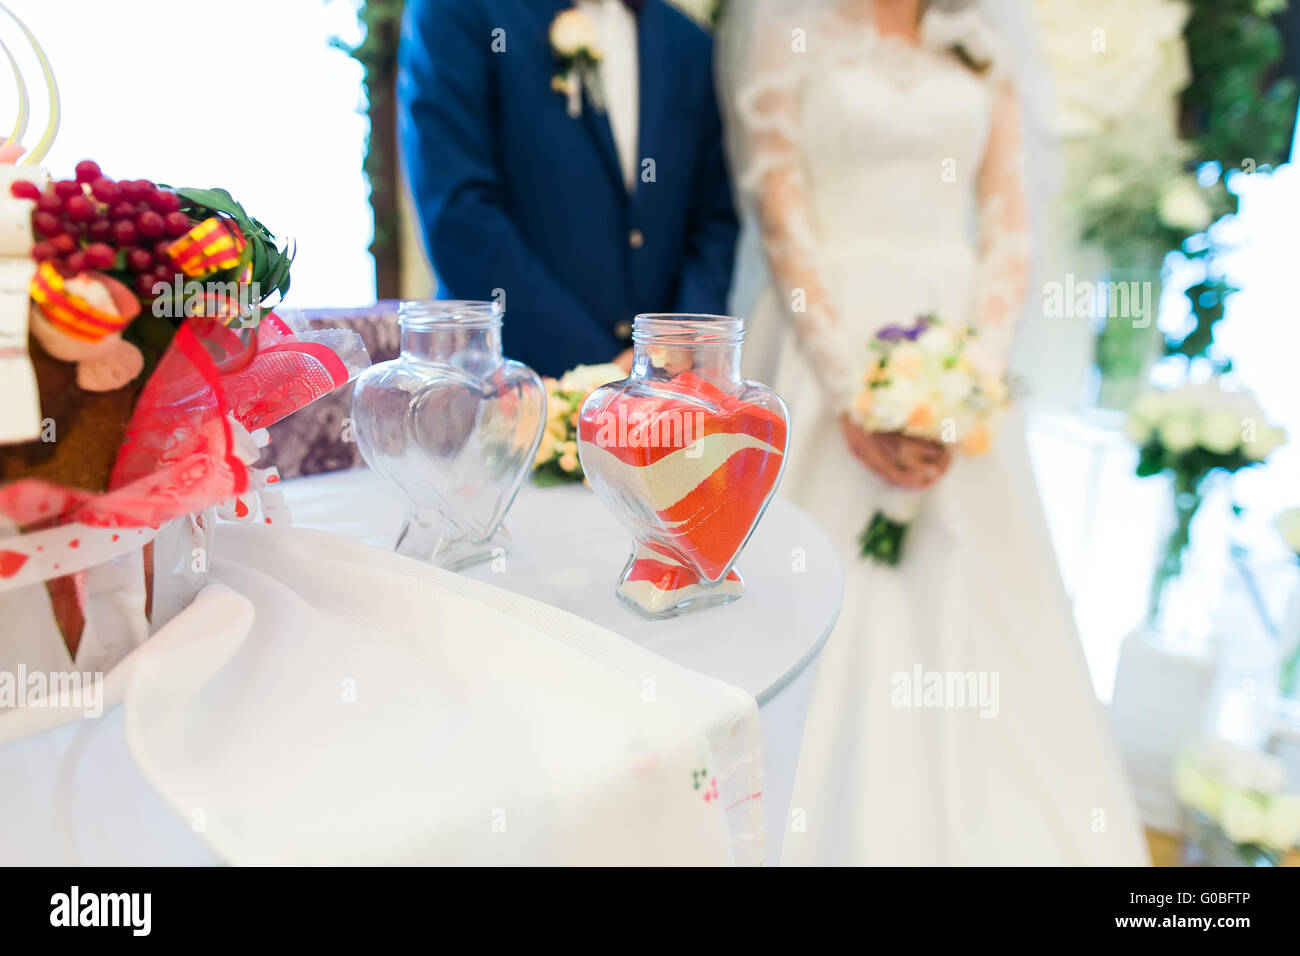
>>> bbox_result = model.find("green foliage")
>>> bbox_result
[1181,0,1299,172]
[1167,275,1237,369]
[334,1,405,251]
[1168,0,1298,363]
[161,185,296,323]
[1135,438,1255,493]
[532,459,585,486]
[1083,1,1295,380]
[1075,156,1237,271]
[859,510,907,566]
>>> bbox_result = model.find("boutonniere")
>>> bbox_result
[549,8,606,119]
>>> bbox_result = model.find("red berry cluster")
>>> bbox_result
[11,159,196,299]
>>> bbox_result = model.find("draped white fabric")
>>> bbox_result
[1,524,764,865]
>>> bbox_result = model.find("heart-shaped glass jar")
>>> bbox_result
[352,301,545,569]
[578,315,789,618]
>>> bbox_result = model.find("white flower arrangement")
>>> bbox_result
[1126,379,1286,633]
[1124,380,1287,467]
[1174,738,1300,862]
[549,8,605,119]
[1032,0,1191,142]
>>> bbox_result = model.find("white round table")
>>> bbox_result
[0,470,840,866]
[282,468,842,858]
[281,469,841,705]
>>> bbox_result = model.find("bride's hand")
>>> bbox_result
[839,415,952,490]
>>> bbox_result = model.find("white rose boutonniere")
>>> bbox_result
[549,8,605,119]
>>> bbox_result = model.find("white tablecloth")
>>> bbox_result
[283,469,843,858]
[283,471,842,703]
[1,466,841,865]
[1,526,766,865]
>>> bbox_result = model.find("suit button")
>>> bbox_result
[628,229,644,250]
[614,320,633,341]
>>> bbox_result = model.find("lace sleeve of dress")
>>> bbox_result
[973,76,1033,368]
[735,35,854,413]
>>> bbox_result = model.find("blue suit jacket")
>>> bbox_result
[399,0,739,377]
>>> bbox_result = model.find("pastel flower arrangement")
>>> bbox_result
[852,315,1011,565]
[533,363,625,485]
[1174,738,1300,865]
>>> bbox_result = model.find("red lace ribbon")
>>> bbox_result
[0,313,349,531]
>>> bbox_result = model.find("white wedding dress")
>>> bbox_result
[730,3,1149,865]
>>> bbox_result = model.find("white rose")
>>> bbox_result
[1173,761,1221,816]
[978,374,1008,407]
[559,362,625,394]
[1129,389,1167,423]
[1204,739,1282,792]
[1245,423,1286,461]
[886,341,925,381]
[1084,173,1124,204]
[1199,410,1242,455]
[1277,508,1300,556]
[1220,748,1286,794]
[1158,178,1213,232]
[1262,794,1300,850]
[917,325,956,358]
[936,368,974,408]
[1219,792,1268,846]
[1223,388,1266,421]
[1123,416,1153,446]
[962,339,1001,378]
[1158,416,1198,455]
[869,380,922,433]
[1032,0,1190,140]
[550,9,599,58]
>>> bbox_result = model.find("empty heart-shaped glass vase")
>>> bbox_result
[352,301,545,569]
[578,315,789,618]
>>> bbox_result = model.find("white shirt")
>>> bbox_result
[578,0,640,192]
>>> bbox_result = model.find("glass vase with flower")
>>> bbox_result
[1124,380,1287,648]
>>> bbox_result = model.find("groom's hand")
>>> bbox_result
[840,416,951,490]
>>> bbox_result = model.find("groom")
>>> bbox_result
[399,0,738,376]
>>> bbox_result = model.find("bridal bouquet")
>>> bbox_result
[533,363,625,485]
[852,315,1010,565]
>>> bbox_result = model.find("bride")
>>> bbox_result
[720,0,1149,864]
